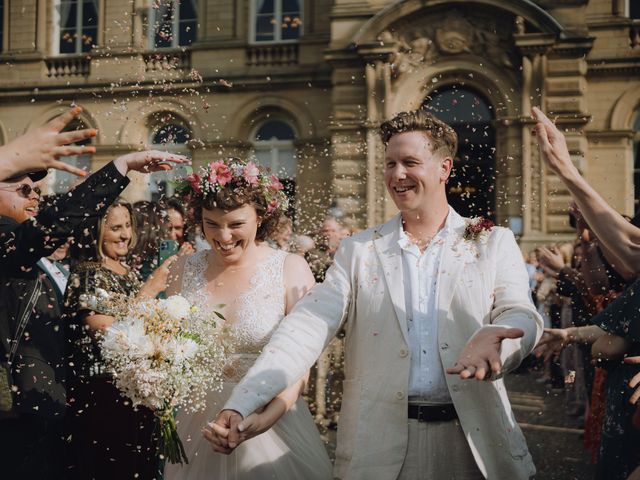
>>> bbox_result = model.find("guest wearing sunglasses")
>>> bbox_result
[0,150,188,480]
[0,172,44,221]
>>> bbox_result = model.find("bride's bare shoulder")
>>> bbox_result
[283,251,311,273]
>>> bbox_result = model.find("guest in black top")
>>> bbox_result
[0,150,187,480]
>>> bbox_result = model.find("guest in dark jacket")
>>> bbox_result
[0,150,187,480]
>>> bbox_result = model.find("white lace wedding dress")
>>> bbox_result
[164,249,333,480]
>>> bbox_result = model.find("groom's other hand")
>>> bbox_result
[446,326,525,380]
[204,409,244,454]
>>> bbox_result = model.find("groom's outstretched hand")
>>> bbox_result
[203,409,244,455]
[446,327,524,380]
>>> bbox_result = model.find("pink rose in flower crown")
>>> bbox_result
[267,198,279,213]
[243,161,260,186]
[269,175,284,191]
[186,173,202,194]
[208,160,233,186]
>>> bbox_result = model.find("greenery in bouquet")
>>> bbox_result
[99,294,228,464]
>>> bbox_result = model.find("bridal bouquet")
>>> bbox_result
[99,295,228,464]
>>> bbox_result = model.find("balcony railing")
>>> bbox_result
[46,55,91,77]
[246,44,299,66]
[143,50,191,72]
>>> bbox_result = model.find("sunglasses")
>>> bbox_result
[0,184,42,198]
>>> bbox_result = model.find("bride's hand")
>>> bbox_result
[203,409,244,455]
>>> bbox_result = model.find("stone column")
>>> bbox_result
[325,50,368,229]
[586,130,636,215]
[292,138,332,232]
[360,46,395,227]
[515,31,571,247]
[543,37,593,235]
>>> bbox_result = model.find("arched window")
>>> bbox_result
[48,120,93,193]
[252,118,297,215]
[633,112,640,214]
[423,86,496,220]
[148,0,197,49]
[150,122,191,145]
[147,113,191,201]
[629,0,640,19]
[56,0,98,54]
[251,0,302,43]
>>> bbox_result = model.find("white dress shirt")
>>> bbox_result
[398,208,453,404]
[38,257,69,298]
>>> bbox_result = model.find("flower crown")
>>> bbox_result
[175,157,289,215]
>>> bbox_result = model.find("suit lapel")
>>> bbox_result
[437,210,468,314]
[373,214,410,346]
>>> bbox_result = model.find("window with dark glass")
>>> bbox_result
[423,86,496,220]
[151,123,191,145]
[150,0,197,49]
[633,112,640,214]
[253,0,301,43]
[58,0,98,54]
[148,117,191,201]
[630,0,640,19]
[253,119,297,217]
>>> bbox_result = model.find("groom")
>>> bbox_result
[212,109,542,479]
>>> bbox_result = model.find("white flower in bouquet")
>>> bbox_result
[161,295,192,322]
[101,317,154,359]
[98,294,228,465]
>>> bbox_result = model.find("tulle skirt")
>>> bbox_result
[164,380,333,480]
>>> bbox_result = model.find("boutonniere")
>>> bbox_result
[463,217,495,243]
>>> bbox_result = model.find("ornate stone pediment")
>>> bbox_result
[377,8,522,77]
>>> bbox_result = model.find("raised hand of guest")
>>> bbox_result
[138,255,179,299]
[446,326,524,380]
[537,246,565,277]
[113,150,190,176]
[532,106,576,179]
[0,106,96,180]
[532,106,640,275]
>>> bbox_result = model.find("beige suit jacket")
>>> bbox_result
[225,210,542,479]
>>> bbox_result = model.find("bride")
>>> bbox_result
[164,158,332,480]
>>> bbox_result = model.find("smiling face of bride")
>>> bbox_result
[202,204,261,264]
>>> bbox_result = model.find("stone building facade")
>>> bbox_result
[0,0,638,246]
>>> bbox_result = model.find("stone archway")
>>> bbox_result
[327,0,579,239]
[351,3,539,227]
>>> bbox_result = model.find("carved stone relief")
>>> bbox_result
[378,8,521,77]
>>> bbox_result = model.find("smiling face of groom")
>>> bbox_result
[381,110,457,215]
[384,131,452,214]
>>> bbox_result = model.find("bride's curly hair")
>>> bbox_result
[176,157,289,242]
